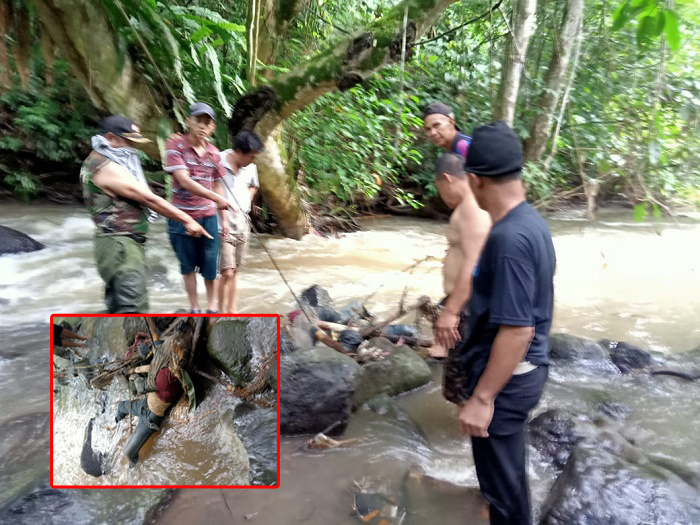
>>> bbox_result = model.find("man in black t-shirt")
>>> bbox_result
[458,121,556,525]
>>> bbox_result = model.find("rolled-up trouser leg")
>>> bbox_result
[123,408,163,466]
[115,397,148,423]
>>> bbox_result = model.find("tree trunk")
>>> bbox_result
[233,0,458,239]
[494,0,538,125]
[247,0,306,82]
[523,0,584,164]
[0,0,10,89]
[31,0,164,157]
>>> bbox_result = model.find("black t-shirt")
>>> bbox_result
[461,201,556,395]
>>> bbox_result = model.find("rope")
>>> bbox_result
[218,174,314,324]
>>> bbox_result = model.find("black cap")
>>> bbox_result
[423,102,461,131]
[464,120,523,177]
[99,115,150,143]
[189,102,216,121]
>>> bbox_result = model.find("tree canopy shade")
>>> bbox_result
[1,0,697,226]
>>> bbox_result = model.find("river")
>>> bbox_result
[1,203,699,524]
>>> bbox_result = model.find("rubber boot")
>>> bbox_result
[123,408,163,467]
[115,398,148,423]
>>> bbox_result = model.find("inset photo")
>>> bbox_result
[50,314,279,488]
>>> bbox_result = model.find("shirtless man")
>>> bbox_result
[432,153,491,403]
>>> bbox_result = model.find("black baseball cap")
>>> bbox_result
[99,115,150,143]
[465,120,523,177]
[423,102,461,131]
[190,102,216,121]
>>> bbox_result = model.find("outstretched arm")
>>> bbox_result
[93,164,212,239]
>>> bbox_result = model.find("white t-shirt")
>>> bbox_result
[220,149,259,232]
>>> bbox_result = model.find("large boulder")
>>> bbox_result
[548,333,609,361]
[280,347,360,436]
[207,319,276,385]
[0,413,49,509]
[79,317,127,361]
[300,284,334,308]
[541,437,700,525]
[352,338,432,408]
[231,406,278,486]
[0,482,172,524]
[0,225,44,256]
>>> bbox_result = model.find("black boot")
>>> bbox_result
[115,398,147,423]
[123,408,163,467]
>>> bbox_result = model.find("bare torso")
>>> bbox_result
[443,206,466,296]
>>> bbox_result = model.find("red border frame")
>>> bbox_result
[50,313,281,489]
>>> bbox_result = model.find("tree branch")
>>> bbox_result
[414,0,504,46]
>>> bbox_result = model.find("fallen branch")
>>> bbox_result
[360,296,430,337]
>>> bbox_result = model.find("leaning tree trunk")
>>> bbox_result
[233,0,458,239]
[523,0,584,164]
[494,0,538,125]
[31,0,164,157]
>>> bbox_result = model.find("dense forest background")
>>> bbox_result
[1,0,698,234]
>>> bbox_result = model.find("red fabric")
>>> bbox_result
[165,135,224,219]
[126,333,151,358]
[155,367,183,403]
[288,309,302,323]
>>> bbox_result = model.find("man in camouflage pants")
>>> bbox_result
[81,116,210,313]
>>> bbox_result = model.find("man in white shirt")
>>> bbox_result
[218,131,264,313]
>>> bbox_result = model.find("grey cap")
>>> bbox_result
[189,102,216,121]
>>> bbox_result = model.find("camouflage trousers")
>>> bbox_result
[94,235,148,313]
[439,298,471,405]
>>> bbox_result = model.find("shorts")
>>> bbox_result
[94,235,148,313]
[167,215,219,281]
[52,324,64,346]
[220,231,249,271]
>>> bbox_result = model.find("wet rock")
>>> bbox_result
[80,317,127,361]
[207,320,254,384]
[0,225,45,256]
[265,359,277,391]
[0,413,49,508]
[548,333,609,362]
[232,407,278,486]
[352,338,432,408]
[607,341,652,373]
[597,401,631,421]
[300,284,334,308]
[402,465,488,525]
[0,482,172,524]
[280,330,299,355]
[122,318,148,346]
[147,263,170,286]
[360,395,430,449]
[541,438,700,525]
[528,410,603,469]
[280,347,360,436]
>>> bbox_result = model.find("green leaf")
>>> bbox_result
[634,202,648,222]
[652,202,661,219]
[653,11,665,37]
[636,14,657,48]
[204,43,232,118]
[663,10,681,51]
[612,1,631,31]
[190,26,211,43]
